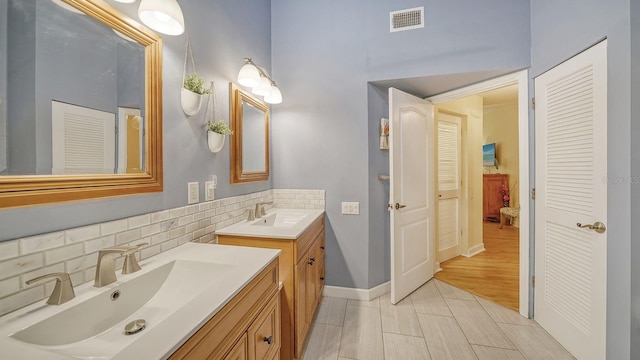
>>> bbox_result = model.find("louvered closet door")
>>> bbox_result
[436,112,462,262]
[52,101,116,175]
[534,40,607,360]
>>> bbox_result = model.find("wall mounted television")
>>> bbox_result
[483,143,496,167]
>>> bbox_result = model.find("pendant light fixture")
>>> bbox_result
[138,0,185,36]
[237,58,283,105]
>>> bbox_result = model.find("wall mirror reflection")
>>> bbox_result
[0,0,163,208]
[230,83,269,184]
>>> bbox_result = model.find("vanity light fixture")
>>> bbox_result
[138,0,185,36]
[237,58,283,104]
[112,0,136,3]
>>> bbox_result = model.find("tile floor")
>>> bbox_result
[302,279,575,360]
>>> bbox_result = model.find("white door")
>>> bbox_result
[52,101,116,175]
[389,87,435,304]
[436,112,462,262]
[534,40,607,360]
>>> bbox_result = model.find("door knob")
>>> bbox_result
[576,222,606,234]
[395,203,406,210]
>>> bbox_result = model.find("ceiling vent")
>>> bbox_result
[390,6,424,32]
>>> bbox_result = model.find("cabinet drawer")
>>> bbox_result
[296,216,324,263]
[224,333,248,360]
[248,292,281,360]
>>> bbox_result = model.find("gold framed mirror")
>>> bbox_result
[230,83,269,184]
[0,0,163,208]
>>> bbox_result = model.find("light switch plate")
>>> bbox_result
[188,182,199,204]
[341,201,360,215]
[205,181,215,201]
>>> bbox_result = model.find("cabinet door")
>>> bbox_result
[483,174,508,219]
[316,233,325,304]
[248,293,280,360]
[224,333,248,360]
[295,255,308,355]
[306,243,318,324]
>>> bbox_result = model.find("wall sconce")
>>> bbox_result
[237,58,283,104]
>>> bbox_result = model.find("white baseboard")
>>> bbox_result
[323,281,390,301]
[463,243,486,257]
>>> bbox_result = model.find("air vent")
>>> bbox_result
[390,6,424,32]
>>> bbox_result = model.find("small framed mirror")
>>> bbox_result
[230,83,269,184]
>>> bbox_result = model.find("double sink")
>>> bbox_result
[0,208,320,359]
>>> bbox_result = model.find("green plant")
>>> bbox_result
[208,120,232,135]
[183,74,211,95]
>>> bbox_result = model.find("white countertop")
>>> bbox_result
[0,242,280,359]
[215,208,325,239]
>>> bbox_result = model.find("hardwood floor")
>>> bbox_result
[434,221,519,311]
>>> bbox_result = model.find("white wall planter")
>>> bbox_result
[207,131,225,153]
[181,88,203,116]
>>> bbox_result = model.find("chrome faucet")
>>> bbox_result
[94,243,148,287]
[26,273,75,305]
[254,202,273,219]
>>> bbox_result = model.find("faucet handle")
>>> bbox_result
[122,243,148,274]
[26,273,75,305]
[247,209,256,221]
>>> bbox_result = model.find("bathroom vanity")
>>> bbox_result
[0,243,281,360]
[217,209,325,360]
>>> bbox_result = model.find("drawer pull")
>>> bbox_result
[263,336,273,345]
[320,246,325,250]
[320,277,325,281]
[308,258,315,265]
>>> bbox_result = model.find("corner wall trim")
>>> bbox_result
[323,281,390,301]
[463,243,486,257]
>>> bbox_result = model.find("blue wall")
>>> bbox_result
[0,0,272,241]
[270,0,531,289]
[530,1,631,358]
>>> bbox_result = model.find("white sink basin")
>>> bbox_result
[252,212,308,228]
[0,243,280,360]
[11,260,232,348]
[217,209,324,239]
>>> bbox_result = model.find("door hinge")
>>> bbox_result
[531,187,536,200]
[532,276,535,287]
[531,97,535,109]
[115,126,118,135]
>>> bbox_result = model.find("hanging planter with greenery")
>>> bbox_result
[204,82,232,153]
[181,37,210,116]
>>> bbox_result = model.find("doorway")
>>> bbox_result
[427,70,530,317]
[433,84,521,311]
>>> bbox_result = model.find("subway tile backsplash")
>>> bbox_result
[0,189,324,316]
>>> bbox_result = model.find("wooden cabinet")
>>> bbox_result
[169,258,280,360]
[218,215,325,360]
[226,334,248,360]
[483,174,508,220]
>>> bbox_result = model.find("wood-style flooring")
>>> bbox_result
[434,221,519,311]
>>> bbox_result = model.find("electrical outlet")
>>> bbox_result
[341,201,360,215]
[205,181,215,201]
[188,182,199,204]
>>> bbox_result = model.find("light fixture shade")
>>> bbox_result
[138,0,185,36]
[252,77,273,97]
[264,86,282,104]
[237,63,261,87]
[113,0,136,3]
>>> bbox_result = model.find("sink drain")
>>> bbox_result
[124,319,146,335]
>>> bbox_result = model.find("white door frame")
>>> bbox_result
[427,70,530,317]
